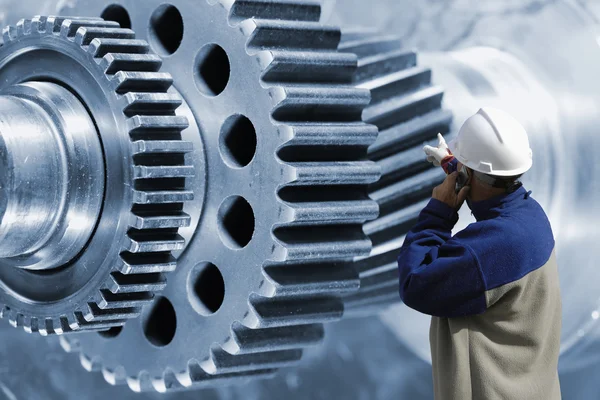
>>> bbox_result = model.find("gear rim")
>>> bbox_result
[0,15,198,335]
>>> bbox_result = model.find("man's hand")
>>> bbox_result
[423,133,452,167]
[432,172,470,209]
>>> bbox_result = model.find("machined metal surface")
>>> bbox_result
[0,81,103,270]
[0,16,196,334]
[58,0,382,392]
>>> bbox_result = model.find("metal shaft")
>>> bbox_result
[0,81,104,271]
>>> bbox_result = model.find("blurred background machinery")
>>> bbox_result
[0,0,600,399]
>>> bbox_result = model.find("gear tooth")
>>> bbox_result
[271,86,370,122]
[339,35,403,59]
[284,161,380,186]
[133,189,194,205]
[124,93,183,116]
[112,71,173,94]
[131,139,192,155]
[364,198,426,243]
[15,19,32,36]
[133,165,194,179]
[280,198,378,226]
[98,290,154,310]
[89,38,149,57]
[225,322,324,355]
[355,49,417,83]
[31,16,48,34]
[80,352,105,372]
[359,66,432,105]
[119,252,177,274]
[229,0,321,23]
[84,303,142,322]
[22,316,38,333]
[282,122,378,148]
[274,225,372,261]
[59,336,80,353]
[75,27,135,46]
[38,318,55,336]
[45,16,65,33]
[127,371,149,393]
[261,50,356,84]
[340,28,380,44]
[103,365,128,386]
[208,345,303,374]
[244,20,340,51]
[131,212,191,230]
[60,18,119,38]
[247,295,344,328]
[371,168,444,211]
[127,115,189,137]
[2,25,17,43]
[126,232,185,253]
[157,368,184,392]
[369,108,453,159]
[263,263,358,297]
[108,272,167,294]
[363,85,445,129]
[100,53,162,75]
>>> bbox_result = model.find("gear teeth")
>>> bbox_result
[83,303,141,322]
[119,253,177,274]
[364,85,445,130]
[131,212,191,230]
[131,140,192,154]
[89,38,150,57]
[355,49,417,83]
[271,86,370,122]
[369,108,453,158]
[247,296,344,328]
[74,27,135,45]
[261,51,356,83]
[100,53,163,74]
[112,71,173,94]
[60,19,119,37]
[285,161,380,186]
[280,123,378,148]
[127,115,189,137]
[339,35,404,58]
[205,347,303,374]
[244,20,340,50]
[133,190,194,204]
[126,232,185,253]
[274,225,372,261]
[98,290,154,309]
[224,322,324,355]
[228,0,321,23]
[262,263,359,297]
[108,272,167,294]
[338,33,453,315]
[74,311,127,330]
[280,199,378,226]
[125,93,183,116]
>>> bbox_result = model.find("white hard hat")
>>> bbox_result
[448,107,533,176]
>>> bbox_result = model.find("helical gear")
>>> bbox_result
[0,16,195,334]
[59,0,380,392]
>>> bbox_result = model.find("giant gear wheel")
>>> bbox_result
[59,0,381,393]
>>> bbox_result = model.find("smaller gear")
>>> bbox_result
[0,15,200,334]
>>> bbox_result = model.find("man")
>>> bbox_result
[397,107,561,400]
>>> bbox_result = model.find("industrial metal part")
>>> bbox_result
[59,0,380,392]
[338,31,452,316]
[0,16,196,334]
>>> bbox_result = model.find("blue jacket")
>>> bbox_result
[397,186,555,318]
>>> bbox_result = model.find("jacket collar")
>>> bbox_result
[468,185,530,221]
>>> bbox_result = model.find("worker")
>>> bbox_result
[397,107,561,400]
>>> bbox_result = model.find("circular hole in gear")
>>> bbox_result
[218,196,255,249]
[97,326,123,339]
[194,44,231,97]
[187,262,225,316]
[220,115,257,168]
[148,4,184,56]
[143,296,177,347]
[100,4,132,29]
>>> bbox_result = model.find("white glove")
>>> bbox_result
[423,133,452,167]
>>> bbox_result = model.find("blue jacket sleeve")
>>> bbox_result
[397,199,487,317]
